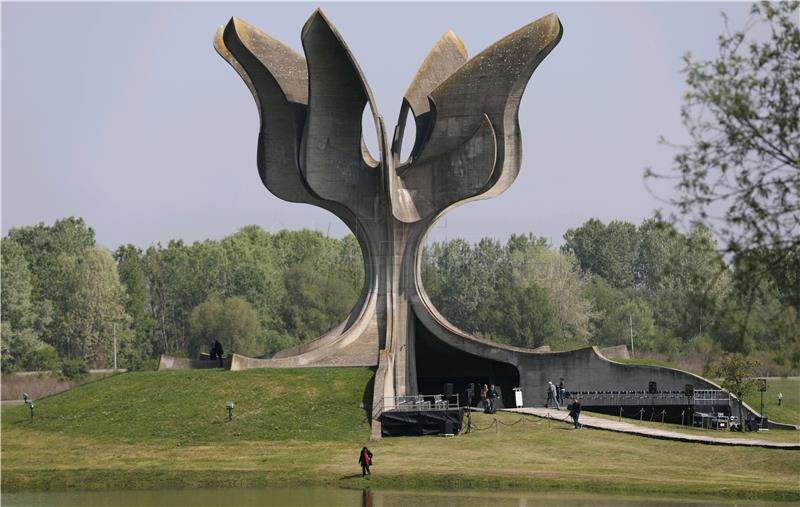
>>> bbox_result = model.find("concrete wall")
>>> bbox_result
[516,347,716,407]
[158,355,231,370]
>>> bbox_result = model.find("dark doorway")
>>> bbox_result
[414,316,520,409]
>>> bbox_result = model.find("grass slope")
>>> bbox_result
[742,378,800,426]
[1,368,374,443]
[2,368,799,502]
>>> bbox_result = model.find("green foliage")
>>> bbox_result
[25,346,61,372]
[562,219,640,289]
[510,239,595,342]
[3,215,795,372]
[60,357,89,380]
[716,353,760,400]
[647,1,800,308]
[137,227,362,358]
[424,235,580,349]
[189,296,262,357]
[5,367,374,443]
[4,218,128,367]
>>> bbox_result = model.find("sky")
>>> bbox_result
[1,2,755,251]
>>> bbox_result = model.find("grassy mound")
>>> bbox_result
[2,368,374,443]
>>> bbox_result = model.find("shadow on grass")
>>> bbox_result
[361,368,376,424]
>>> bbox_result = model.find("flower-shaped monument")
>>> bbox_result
[213,11,736,436]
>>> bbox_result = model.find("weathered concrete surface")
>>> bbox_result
[598,344,630,359]
[507,407,800,450]
[158,355,231,370]
[210,9,778,437]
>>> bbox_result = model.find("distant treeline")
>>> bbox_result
[2,217,797,375]
[424,220,798,375]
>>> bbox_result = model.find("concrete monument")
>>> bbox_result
[206,10,770,435]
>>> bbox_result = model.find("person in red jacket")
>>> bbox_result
[358,446,373,477]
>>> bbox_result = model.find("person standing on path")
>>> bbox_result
[558,378,565,405]
[359,446,373,477]
[569,398,582,429]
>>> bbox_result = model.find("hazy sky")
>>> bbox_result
[2,2,753,251]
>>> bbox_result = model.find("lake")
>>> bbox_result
[2,487,781,506]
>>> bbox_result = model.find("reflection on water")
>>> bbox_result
[2,487,778,507]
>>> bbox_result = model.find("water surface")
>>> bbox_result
[2,487,779,506]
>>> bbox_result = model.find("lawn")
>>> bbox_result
[742,378,800,426]
[2,368,799,502]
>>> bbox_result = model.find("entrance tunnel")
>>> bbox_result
[414,316,520,409]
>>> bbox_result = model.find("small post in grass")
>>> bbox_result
[225,401,234,421]
[23,393,34,422]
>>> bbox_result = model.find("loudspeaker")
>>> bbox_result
[648,381,658,394]
[684,384,694,397]
[443,420,454,435]
[444,383,454,397]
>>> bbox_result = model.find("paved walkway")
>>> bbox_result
[504,407,800,450]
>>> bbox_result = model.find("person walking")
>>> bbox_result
[358,446,373,477]
[481,384,490,413]
[558,378,565,405]
[546,381,560,409]
[778,392,783,406]
[568,398,582,429]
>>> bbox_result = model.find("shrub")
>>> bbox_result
[60,358,89,380]
[24,347,61,372]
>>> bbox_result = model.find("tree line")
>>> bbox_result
[423,219,798,375]
[2,216,797,376]
[1,218,363,373]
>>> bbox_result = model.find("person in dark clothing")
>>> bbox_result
[558,378,565,405]
[358,446,373,477]
[212,340,224,367]
[568,398,582,429]
[487,384,498,414]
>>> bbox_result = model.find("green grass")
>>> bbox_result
[742,378,800,426]
[2,368,799,502]
[0,368,374,444]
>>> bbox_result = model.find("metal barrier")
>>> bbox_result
[692,390,730,403]
[383,394,460,412]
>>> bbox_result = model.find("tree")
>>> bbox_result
[716,352,761,426]
[510,240,595,343]
[114,244,156,365]
[0,239,47,372]
[647,2,800,305]
[189,296,261,357]
[61,247,130,367]
[562,219,640,289]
